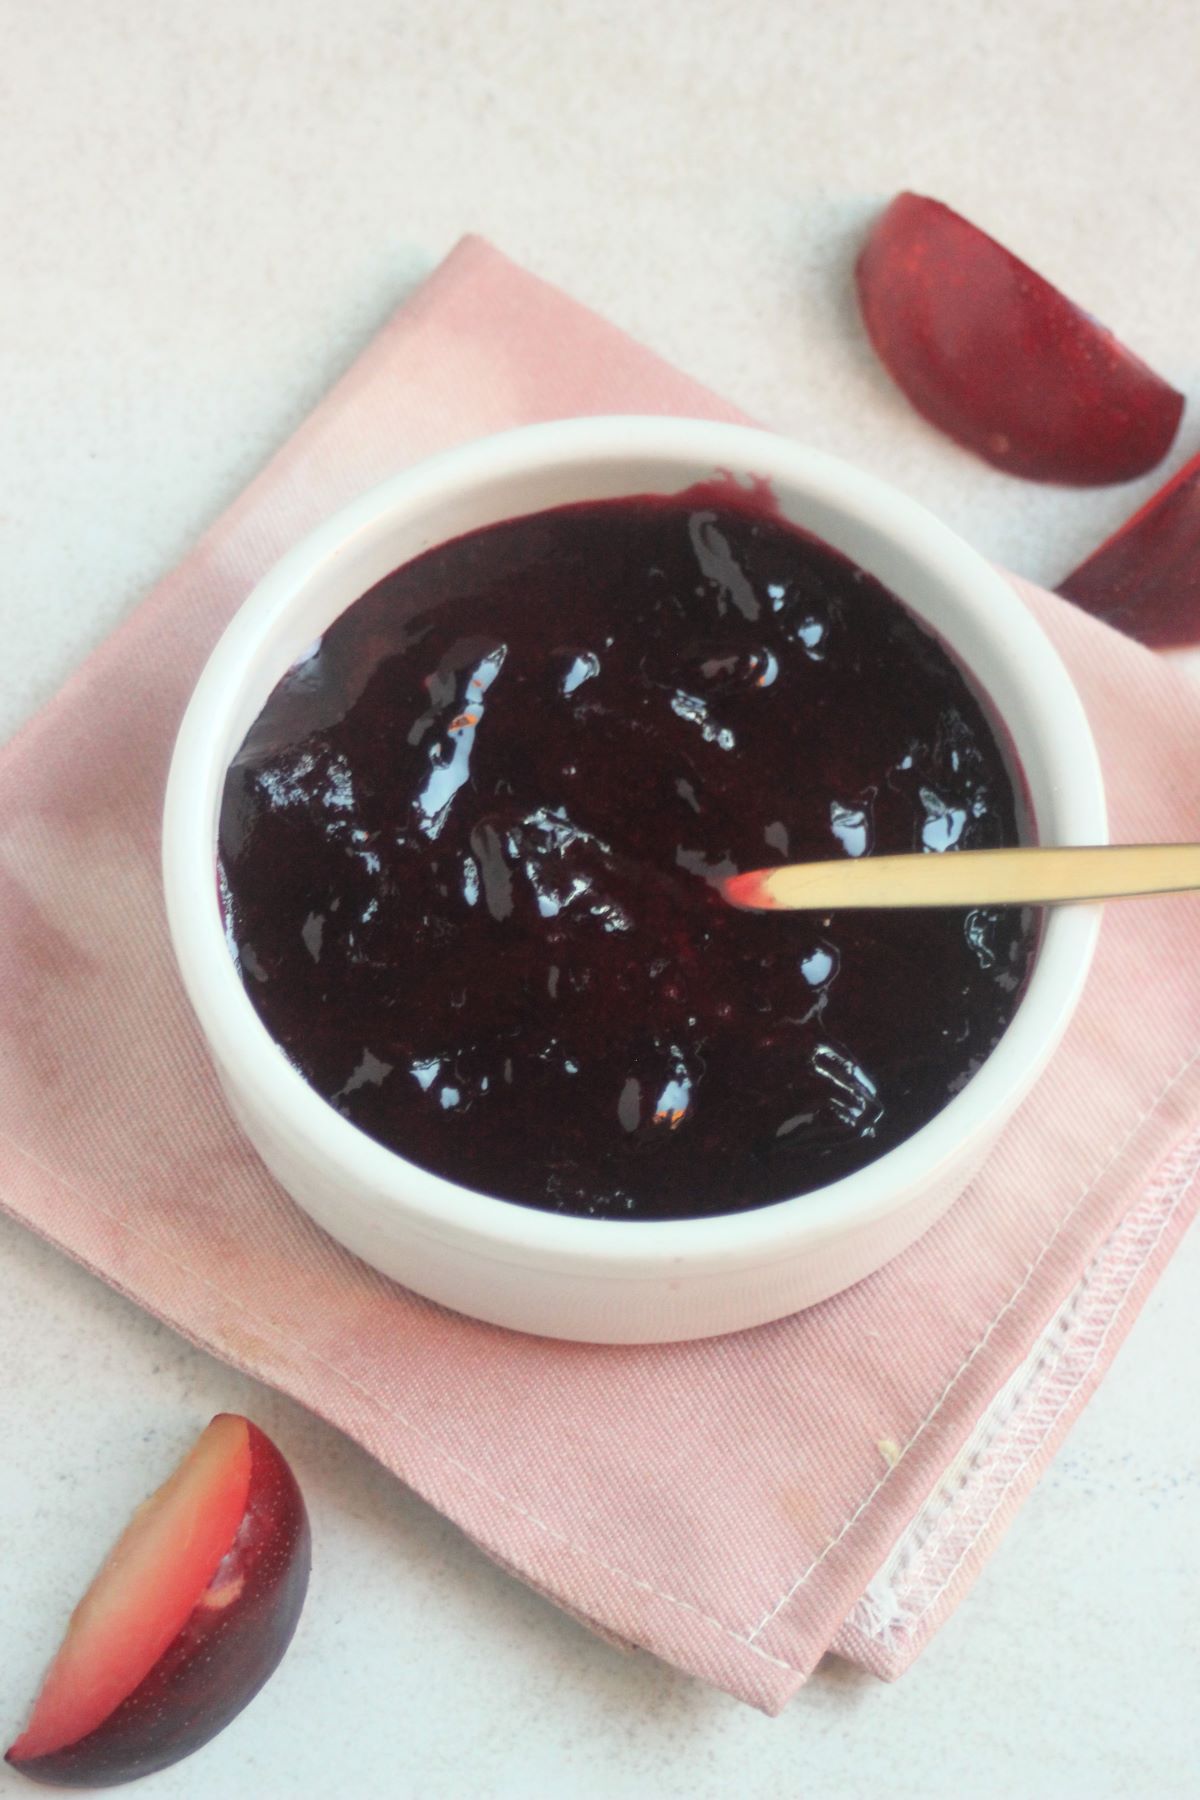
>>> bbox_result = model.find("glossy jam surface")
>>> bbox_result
[219,487,1036,1220]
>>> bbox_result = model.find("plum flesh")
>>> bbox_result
[855,193,1183,486]
[1057,450,1200,649]
[6,1416,310,1789]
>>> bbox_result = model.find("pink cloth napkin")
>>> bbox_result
[3,239,1200,1714]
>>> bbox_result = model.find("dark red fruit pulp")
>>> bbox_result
[856,192,1183,487]
[1057,449,1200,649]
[219,486,1036,1220]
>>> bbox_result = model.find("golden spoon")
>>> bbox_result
[720,844,1200,912]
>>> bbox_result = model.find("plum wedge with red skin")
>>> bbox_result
[855,193,1184,486]
[6,1416,310,1789]
[1057,449,1200,649]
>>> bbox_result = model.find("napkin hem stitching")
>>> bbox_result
[843,1129,1199,1659]
[745,1036,1200,1645]
[898,1146,1194,1643]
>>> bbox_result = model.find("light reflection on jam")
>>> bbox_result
[218,486,1036,1220]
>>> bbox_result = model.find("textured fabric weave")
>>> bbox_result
[2,239,1198,1712]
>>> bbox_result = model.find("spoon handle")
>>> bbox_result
[722,844,1200,912]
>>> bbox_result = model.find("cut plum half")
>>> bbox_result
[855,192,1183,485]
[6,1415,310,1788]
[1057,449,1200,649]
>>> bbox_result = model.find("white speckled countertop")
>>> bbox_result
[2,2,1199,1793]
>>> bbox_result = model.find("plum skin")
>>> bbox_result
[6,1421,310,1789]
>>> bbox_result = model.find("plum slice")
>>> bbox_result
[1057,449,1200,648]
[855,193,1183,485]
[6,1415,310,1788]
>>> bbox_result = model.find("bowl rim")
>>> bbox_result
[162,415,1106,1276]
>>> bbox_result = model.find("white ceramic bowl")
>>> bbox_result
[163,417,1106,1344]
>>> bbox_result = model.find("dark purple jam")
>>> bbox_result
[219,486,1036,1220]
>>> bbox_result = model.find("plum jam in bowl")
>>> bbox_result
[163,417,1105,1344]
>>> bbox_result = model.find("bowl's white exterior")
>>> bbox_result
[163,417,1106,1343]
